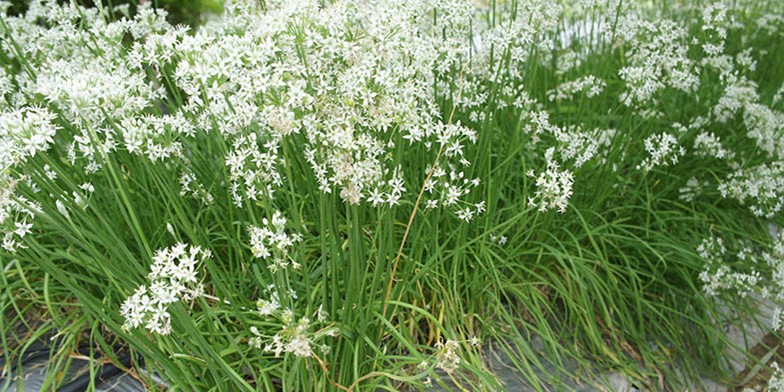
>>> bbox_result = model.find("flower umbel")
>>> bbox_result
[120,243,210,335]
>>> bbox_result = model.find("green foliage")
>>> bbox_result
[2,0,783,391]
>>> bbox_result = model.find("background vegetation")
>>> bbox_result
[2,0,784,391]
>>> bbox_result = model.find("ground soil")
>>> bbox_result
[733,331,784,391]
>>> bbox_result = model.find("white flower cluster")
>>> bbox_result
[637,132,685,172]
[120,243,210,335]
[0,0,630,226]
[718,162,784,218]
[118,114,190,162]
[488,234,508,246]
[226,134,282,205]
[698,231,784,332]
[248,305,335,360]
[556,126,604,169]
[693,132,734,160]
[679,177,705,203]
[555,50,583,76]
[698,237,761,298]
[523,111,604,169]
[251,311,314,358]
[697,7,784,165]
[767,362,784,392]
[0,0,492,217]
[712,75,758,123]
[457,0,561,117]
[744,102,784,161]
[527,148,574,213]
[166,0,482,209]
[774,84,784,107]
[248,211,302,272]
[179,169,214,205]
[433,339,462,374]
[0,107,59,171]
[618,18,699,108]
[423,159,484,221]
[547,75,606,102]
[0,175,37,253]
[256,288,282,317]
[707,73,784,164]
[699,3,733,57]
[1,2,171,173]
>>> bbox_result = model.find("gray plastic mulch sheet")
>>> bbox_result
[0,354,146,392]
[428,339,641,392]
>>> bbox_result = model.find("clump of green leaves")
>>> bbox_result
[2,0,784,390]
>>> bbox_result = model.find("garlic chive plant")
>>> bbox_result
[2,0,784,390]
[120,243,210,335]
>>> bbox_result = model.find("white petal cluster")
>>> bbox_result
[693,132,734,160]
[698,237,759,298]
[226,134,282,205]
[0,175,37,253]
[708,73,784,163]
[700,18,784,164]
[0,2,174,173]
[248,211,303,271]
[698,231,784,333]
[547,75,606,102]
[712,75,758,123]
[718,162,784,218]
[617,18,699,108]
[118,114,190,162]
[768,362,784,392]
[678,177,705,203]
[637,132,685,172]
[523,111,602,169]
[434,339,462,374]
[488,234,508,246]
[258,315,314,358]
[527,148,574,213]
[248,304,337,360]
[0,0,587,223]
[0,102,51,250]
[166,0,483,207]
[120,243,210,335]
[179,169,214,205]
[743,103,784,160]
[0,107,58,171]
[422,151,483,220]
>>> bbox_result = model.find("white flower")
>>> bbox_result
[718,162,784,218]
[769,362,784,392]
[434,339,461,374]
[285,332,313,358]
[547,75,606,101]
[617,18,698,108]
[693,132,733,160]
[773,308,783,332]
[248,211,301,268]
[120,243,210,335]
[257,297,280,316]
[261,315,317,358]
[0,107,59,171]
[13,220,32,238]
[637,132,685,172]
[528,148,574,213]
[55,200,70,219]
[316,305,328,323]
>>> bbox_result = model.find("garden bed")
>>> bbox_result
[2,0,784,390]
